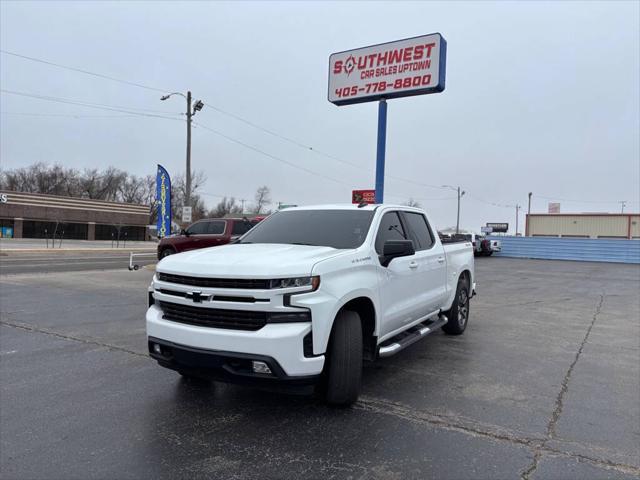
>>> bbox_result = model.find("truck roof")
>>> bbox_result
[282,203,421,212]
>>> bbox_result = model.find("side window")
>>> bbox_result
[207,221,226,235]
[375,212,407,254]
[231,220,252,235]
[186,221,208,235]
[403,212,435,251]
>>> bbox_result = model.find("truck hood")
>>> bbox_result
[156,243,349,278]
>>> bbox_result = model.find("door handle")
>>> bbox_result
[437,257,445,264]
[409,261,419,269]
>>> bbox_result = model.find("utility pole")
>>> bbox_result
[442,185,466,234]
[620,201,626,213]
[160,91,204,210]
[456,187,462,234]
[515,204,521,236]
[527,192,532,237]
[185,91,192,208]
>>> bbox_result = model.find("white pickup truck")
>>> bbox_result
[147,204,475,405]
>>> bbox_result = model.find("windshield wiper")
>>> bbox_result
[291,242,317,246]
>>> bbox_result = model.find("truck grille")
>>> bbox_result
[158,272,270,289]
[158,301,267,331]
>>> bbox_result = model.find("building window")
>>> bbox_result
[95,224,146,241]
[0,218,15,238]
[22,221,88,240]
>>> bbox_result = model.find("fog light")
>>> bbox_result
[153,343,162,354]
[252,361,272,374]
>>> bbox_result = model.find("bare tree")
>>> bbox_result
[252,185,272,214]
[210,197,242,218]
[404,198,421,208]
[1,162,216,224]
[172,170,208,221]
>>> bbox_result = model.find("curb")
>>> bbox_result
[0,248,157,256]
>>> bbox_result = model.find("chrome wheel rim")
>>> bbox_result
[457,289,469,328]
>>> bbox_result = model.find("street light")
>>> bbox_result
[160,91,204,209]
[442,185,465,234]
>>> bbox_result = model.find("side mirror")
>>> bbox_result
[381,240,415,267]
[180,228,189,236]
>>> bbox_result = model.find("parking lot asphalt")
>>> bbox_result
[1,258,639,479]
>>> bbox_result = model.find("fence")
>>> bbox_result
[487,236,640,264]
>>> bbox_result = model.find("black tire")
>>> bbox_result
[486,251,493,257]
[324,310,363,406]
[442,277,470,335]
[160,248,175,259]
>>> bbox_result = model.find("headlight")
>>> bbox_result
[269,276,320,291]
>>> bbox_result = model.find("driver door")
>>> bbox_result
[375,211,424,339]
[182,220,209,251]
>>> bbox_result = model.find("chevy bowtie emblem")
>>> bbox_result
[185,291,210,303]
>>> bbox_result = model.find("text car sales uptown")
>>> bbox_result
[332,42,437,98]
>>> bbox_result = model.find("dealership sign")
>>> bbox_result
[328,33,447,106]
[486,223,508,233]
[352,189,376,204]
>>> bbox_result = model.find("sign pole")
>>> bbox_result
[375,99,387,204]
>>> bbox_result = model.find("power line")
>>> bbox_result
[192,120,353,187]
[1,49,451,192]
[0,49,168,93]
[0,89,183,121]
[0,89,180,114]
[1,111,145,118]
[202,101,447,190]
[466,193,515,209]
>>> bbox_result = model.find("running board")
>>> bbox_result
[378,315,449,358]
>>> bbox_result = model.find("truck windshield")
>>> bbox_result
[238,210,375,249]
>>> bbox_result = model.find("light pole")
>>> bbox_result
[443,185,465,234]
[620,200,627,213]
[160,91,204,209]
[527,192,532,236]
[515,204,521,236]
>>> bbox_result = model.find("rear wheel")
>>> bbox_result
[324,310,363,406]
[442,278,470,335]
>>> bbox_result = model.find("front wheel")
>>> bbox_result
[442,278,470,335]
[324,310,363,406]
[160,248,175,259]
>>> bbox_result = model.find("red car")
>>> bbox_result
[157,217,263,259]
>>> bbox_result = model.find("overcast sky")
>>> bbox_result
[1,1,638,232]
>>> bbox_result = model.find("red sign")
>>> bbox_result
[352,189,376,204]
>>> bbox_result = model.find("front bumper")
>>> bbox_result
[146,304,325,377]
[148,336,320,387]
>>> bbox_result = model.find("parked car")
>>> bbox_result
[147,204,475,405]
[469,234,501,256]
[157,217,263,259]
[441,233,501,256]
